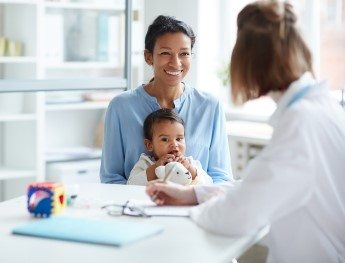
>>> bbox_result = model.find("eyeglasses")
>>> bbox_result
[101,200,150,217]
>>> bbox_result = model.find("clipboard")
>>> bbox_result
[12,216,163,246]
[125,199,192,217]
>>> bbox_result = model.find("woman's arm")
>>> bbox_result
[100,101,127,184]
[207,102,233,183]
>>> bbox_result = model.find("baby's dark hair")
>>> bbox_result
[145,15,196,53]
[143,108,185,140]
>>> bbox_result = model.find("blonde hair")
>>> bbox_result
[230,0,313,105]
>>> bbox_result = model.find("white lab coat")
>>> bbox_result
[190,73,345,263]
[127,153,213,185]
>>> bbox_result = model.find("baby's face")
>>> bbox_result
[149,120,186,159]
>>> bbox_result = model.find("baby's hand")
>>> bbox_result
[175,155,196,180]
[174,154,191,170]
[155,154,176,166]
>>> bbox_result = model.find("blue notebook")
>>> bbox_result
[12,217,163,246]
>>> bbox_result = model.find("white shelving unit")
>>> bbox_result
[0,57,37,63]
[0,0,144,201]
[45,101,109,111]
[227,121,273,179]
[0,0,40,199]
[0,168,36,180]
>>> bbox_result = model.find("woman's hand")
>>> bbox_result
[146,182,198,205]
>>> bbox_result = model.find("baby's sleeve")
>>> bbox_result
[127,154,154,185]
[189,158,213,185]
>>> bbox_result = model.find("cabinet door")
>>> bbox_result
[43,1,127,80]
[41,1,130,164]
[42,1,130,106]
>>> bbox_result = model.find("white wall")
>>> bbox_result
[196,0,221,91]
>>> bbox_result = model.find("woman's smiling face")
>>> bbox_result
[146,32,192,87]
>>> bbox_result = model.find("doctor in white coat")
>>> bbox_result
[146,1,345,262]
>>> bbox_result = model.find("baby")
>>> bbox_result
[127,108,213,186]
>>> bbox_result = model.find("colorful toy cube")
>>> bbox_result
[27,182,66,217]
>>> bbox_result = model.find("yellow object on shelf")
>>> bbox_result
[7,40,23,56]
[0,37,24,57]
[0,37,7,56]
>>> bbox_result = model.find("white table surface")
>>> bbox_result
[0,183,268,263]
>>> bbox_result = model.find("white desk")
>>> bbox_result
[0,184,268,263]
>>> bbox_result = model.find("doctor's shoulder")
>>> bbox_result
[274,100,328,142]
[286,97,331,126]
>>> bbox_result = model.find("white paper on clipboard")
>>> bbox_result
[126,199,192,217]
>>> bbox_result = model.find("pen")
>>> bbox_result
[151,162,177,202]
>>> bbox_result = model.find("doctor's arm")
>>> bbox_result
[190,119,313,236]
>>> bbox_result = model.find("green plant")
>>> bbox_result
[217,62,231,87]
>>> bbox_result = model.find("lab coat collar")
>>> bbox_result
[269,72,316,128]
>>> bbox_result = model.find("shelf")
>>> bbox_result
[45,101,109,111]
[0,57,37,64]
[0,113,36,122]
[45,147,102,163]
[46,155,101,163]
[0,167,36,180]
[45,62,121,69]
[44,1,125,11]
[0,0,37,5]
[0,77,127,92]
